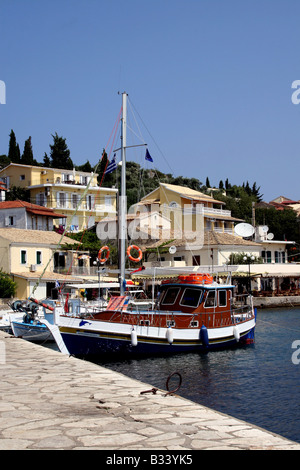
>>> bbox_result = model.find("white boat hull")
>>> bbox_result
[57,313,256,356]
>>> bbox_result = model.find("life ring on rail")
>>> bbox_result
[97,245,110,264]
[127,245,142,263]
[178,273,213,285]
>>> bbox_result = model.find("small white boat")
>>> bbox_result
[0,300,40,333]
[11,318,54,342]
[10,300,55,343]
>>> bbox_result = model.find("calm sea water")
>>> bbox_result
[94,307,300,444]
[46,307,300,443]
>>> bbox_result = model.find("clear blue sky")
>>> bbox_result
[1,0,300,202]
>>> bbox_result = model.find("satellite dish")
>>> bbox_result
[234,223,255,238]
[267,233,274,240]
[262,225,269,233]
[169,246,177,254]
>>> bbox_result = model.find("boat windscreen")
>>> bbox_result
[180,288,203,308]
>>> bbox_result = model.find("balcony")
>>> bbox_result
[53,266,100,276]
[28,178,99,188]
[55,201,116,213]
[203,207,232,217]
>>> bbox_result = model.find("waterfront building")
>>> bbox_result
[0,163,118,233]
[0,228,79,299]
[136,183,242,235]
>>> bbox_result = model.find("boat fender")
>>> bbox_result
[200,325,209,348]
[131,327,138,347]
[166,326,173,344]
[233,325,240,342]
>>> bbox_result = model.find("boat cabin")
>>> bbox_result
[157,274,235,328]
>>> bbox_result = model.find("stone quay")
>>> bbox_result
[0,330,299,450]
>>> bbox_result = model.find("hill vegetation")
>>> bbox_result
[1,129,299,252]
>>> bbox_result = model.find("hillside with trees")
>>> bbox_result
[1,129,299,250]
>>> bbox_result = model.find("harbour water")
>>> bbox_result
[94,307,300,444]
[46,307,300,444]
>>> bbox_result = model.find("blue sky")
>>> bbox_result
[1,0,300,201]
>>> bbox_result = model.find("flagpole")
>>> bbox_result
[119,92,127,296]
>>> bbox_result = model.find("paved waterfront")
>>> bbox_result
[0,331,299,451]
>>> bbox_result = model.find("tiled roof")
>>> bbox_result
[160,183,225,204]
[133,230,262,251]
[0,200,66,218]
[11,271,79,281]
[0,228,78,245]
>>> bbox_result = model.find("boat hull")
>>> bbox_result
[59,317,256,357]
[11,321,54,343]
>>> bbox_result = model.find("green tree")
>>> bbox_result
[227,253,262,265]
[21,136,34,165]
[0,154,10,169]
[0,270,17,298]
[5,185,30,202]
[76,160,93,173]
[43,152,51,167]
[8,130,20,163]
[49,133,73,169]
[255,206,300,243]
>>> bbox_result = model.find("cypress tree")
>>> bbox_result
[8,130,20,163]
[49,133,73,169]
[21,136,34,165]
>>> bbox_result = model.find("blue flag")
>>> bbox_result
[145,149,153,162]
[105,153,117,174]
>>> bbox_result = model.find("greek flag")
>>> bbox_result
[105,153,117,174]
[145,149,153,162]
[55,280,60,289]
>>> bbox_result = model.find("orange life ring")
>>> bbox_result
[178,273,213,285]
[127,245,142,262]
[97,245,110,264]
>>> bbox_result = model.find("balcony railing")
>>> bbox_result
[55,201,116,213]
[28,178,99,188]
[53,266,101,276]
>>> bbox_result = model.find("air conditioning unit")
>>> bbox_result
[30,264,37,272]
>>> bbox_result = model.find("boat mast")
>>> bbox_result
[119,92,127,295]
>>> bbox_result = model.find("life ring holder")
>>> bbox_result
[127,245,142,263]
[97,245,110,264]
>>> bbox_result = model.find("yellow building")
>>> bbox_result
[0,163,118,232]
[0,228,79,299]
[137,183,242,235]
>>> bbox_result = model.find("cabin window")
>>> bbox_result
[204,290,216,308]
[161,287,180,306]
[180,288,203,308]
[190,320,199,327]
[218,290,227,307]
[167,320,176,327]
[140,320,150,326]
